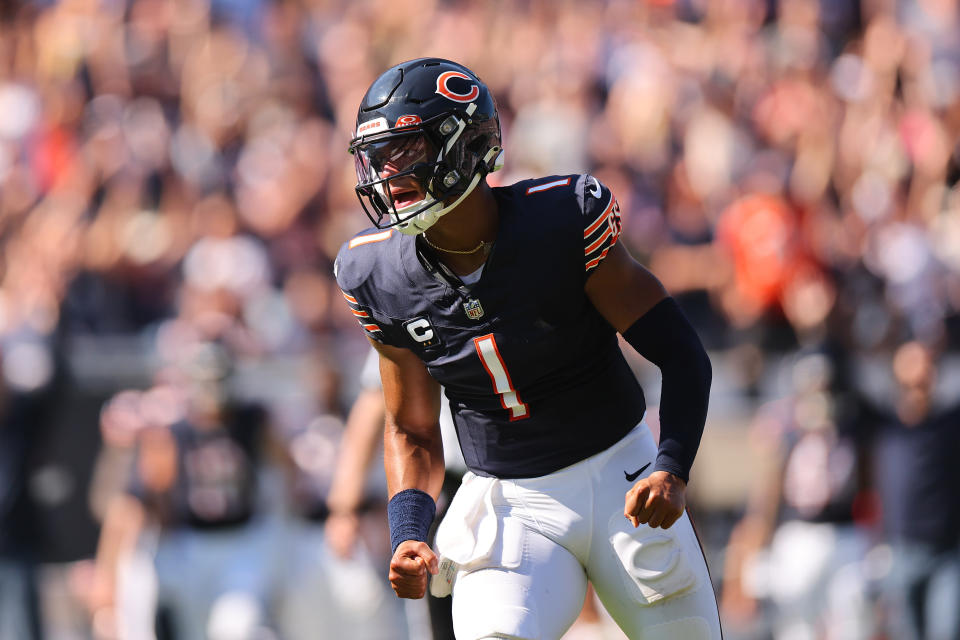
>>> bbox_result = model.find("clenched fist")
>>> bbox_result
[624,470,686,530]
[389,540,439,599]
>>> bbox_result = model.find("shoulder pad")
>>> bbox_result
[333,228,397,292]
[333,228,407,344]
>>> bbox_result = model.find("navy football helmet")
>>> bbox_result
[349,58,503,235]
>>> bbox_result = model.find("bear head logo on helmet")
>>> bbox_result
[348,58,503,235]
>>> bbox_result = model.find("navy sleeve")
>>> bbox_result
[622,298,711,482]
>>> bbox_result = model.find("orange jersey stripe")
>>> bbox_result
[341,290,358,304]
[361,323,382,332]
[348,229,393,249]
[584,225,614,255]
[583,198,615,237]
[585,246,614,271]
[525,177,571,195]
[351,309,369,317]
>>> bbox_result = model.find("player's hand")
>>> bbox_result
[76,561,115,617]
[325,511,361,558]
[624,470,686,529]
[388,540,438,599]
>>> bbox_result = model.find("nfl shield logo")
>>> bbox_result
[463,299,484,320]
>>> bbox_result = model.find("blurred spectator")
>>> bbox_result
[872,341,960,640]
[324,348,460,640]
[721,351,875,640]
[272,350,411,640]
[89,344,280,640]
[0,339,61,640]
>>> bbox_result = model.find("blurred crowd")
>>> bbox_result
[0,0,958,638]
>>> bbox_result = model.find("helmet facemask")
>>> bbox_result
[350,106,501,235]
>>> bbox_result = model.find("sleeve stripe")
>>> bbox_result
[585,246,614,271]
[583,197,615,237]
[584,192,622,273]
[340,287,384,336]
[584,225,614,255]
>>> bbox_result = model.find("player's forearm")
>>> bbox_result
[655,349,711,481]
[383,417,445,554]
[622,297,711,482]
[383,417,445,499]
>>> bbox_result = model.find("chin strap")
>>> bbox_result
[394,146,503,236]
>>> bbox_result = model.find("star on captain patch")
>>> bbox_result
[462,298,484,320]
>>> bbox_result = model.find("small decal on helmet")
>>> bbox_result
[356,117,388,137]
[395,115,423,128]
[436,71,480,104]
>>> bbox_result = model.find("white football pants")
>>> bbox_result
[434,423,722,640]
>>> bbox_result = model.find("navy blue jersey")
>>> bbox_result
[335,174,646,478]
[127,405,265,529]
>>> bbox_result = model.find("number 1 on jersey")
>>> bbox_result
[474,334,529,421]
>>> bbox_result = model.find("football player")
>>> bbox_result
[335,58,721,639]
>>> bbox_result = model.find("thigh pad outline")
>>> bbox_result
[607,512,699,606]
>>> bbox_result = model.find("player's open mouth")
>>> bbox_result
[389,183,424,209]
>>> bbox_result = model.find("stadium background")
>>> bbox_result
[0,0,958,638]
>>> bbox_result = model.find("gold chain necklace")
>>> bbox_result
[421,233,493,255]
